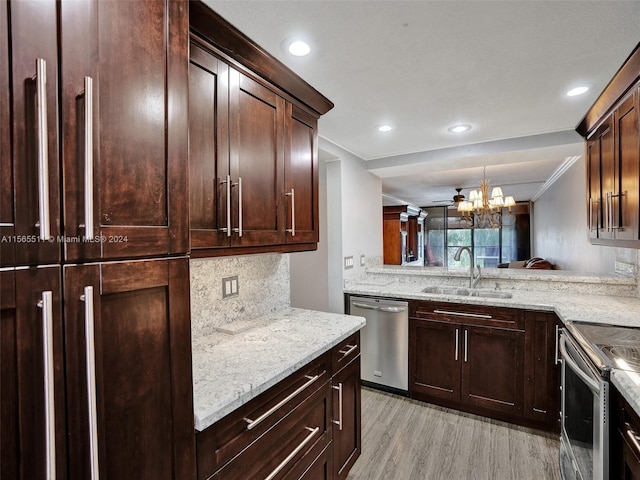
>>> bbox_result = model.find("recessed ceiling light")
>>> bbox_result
[448,124,471,133]
[377,125,393,132]
[288,40,311,56]
[566,86,590,97]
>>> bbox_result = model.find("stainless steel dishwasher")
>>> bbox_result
[349,296,408,393]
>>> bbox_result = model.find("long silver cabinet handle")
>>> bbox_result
[264,426,320,480]
[35,58,50,240]
[332,383,343,430]
[83,77,94,239]
[244,373,321,430]
[38,291,56,480]
[626,426,640,458]
[351,302,406,313]
[433,309,492,319]
[233,177,243,237]
[554,324,560,365]
[455,328,459,361]
[285,188,295,236]
[464,330,468,362]
[338,344,358,357]
[80,287,100,480]
[220,175,231,237]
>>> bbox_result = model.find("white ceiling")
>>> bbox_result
[202,0,640,207]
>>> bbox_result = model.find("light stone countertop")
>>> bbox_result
[612,370,640,417]
[191,307,366,432]
[344,274,640,416]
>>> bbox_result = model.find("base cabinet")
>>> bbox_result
[612,386,640,480]
[331,334,361,480]
[196,333,361,480]
[409,300,559,431]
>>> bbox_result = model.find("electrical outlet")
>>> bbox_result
[222,275,239,298]
[344,256,354,269]
[360,255,366,267]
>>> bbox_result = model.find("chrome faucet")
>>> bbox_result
[453,246,482,288]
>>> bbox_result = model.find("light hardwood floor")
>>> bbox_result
[347,388,561,480]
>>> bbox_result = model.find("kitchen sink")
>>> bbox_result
[421,286,512,299]
[469,290,513,299]
[421,286,470,296]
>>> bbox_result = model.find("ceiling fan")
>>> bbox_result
[432,188,466,206]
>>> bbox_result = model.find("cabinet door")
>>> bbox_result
[613,89,639,240]
[409,318,461,403]
[188,41,230,249]
[60,0,188,261]
[1,267,66,479]
[461,325,524,416]
[597,119,616,239]
[284,104,319,244]
[2,1,61,266]
[229,70,286,246]
[586,136,601,239]
[332,356,361,480]
[523,311,560,429]
[64,258,196,479]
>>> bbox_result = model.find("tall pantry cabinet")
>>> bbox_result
[1,1,195,479]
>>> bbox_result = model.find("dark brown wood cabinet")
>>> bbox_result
[331,333,361,480]
[579,43,640,247]
[196,335,361,480]
[0,266,67,479]
[60,0,189,261]
[410,302,525,418]
[188,2,332,257]
[523,310,561,430]
[612,386,640,480]
[409,300,559,431]
[64,258,196,480]
[285,104,320,244]
[1,0,61,267]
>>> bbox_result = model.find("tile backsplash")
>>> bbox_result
[190,253,290,339]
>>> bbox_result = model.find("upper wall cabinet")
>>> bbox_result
[60,0,189,261]
[578,43,640,248]
[188,1,331,256]
[1,1,61,267]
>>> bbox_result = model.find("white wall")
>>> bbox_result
[533,158,638,274]
[290,138,383,313]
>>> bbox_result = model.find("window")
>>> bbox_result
[424,204,530,268]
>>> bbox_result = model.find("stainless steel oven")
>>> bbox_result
[559,321,640,480]
[559,330,609,480]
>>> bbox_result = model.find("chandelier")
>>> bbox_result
[456,167,516,228]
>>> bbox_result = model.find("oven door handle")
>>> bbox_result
[559,334,600,394]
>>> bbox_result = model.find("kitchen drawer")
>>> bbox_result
[281,437,331,480]
[332,332,360,374]
[410,300,523,330]
[210,382,331,480]
[196,352,330,479]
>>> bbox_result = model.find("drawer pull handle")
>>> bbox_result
[37,291,56,480]
[339,344,357,357]
[332,383,343,430]
[626,425,640,457]
[244,373,322,430]
[264,426,320,480]
[433,309,492,320]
